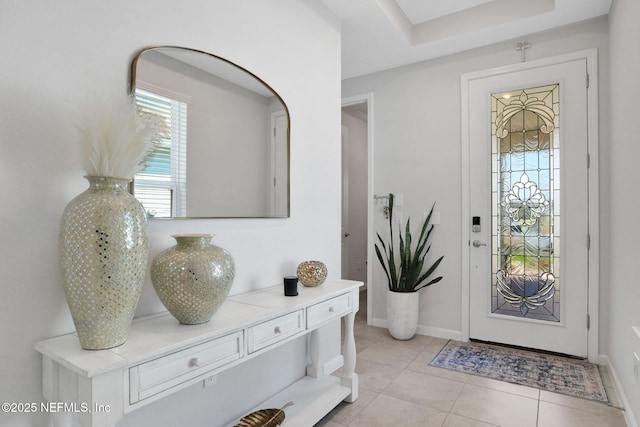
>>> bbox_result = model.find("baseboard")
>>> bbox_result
[599,354,638,427]
[416,325,463,341]
[371,316,386,329]
[309,354,345,376]
[324,354,345,375]
[370,317,462,341]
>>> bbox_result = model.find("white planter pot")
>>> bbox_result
[386,289,419,340]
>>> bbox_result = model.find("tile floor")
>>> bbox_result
[317,292,628,427]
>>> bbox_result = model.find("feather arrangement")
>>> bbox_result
[234,401,293,427]
[73,95,165,180]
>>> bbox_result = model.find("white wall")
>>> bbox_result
[607,0,640,423]
[0,1,341,426]
[343,18,609,339]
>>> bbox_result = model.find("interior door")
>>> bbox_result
[342,125,350,279]
[270,111,288,216]
[468,59,589,357]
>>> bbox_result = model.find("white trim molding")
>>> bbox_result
[342,93,375,326]
[371,316,463,341]
[599,354,638,427]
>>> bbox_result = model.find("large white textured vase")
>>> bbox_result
[151,234,235,325]
[386,289,419,340]
[59,176,148,350]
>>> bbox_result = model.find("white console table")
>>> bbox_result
[35,279,362,427]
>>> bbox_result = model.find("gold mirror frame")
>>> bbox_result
[129,46,290,219]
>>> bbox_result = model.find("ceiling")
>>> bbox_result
[320,0,611,79]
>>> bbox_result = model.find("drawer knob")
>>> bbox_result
[190,357,201,367]
[274,326,282,334]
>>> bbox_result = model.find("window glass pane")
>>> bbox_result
[491,84,560,322]
[133,187,173,218]
[133,89,187,217]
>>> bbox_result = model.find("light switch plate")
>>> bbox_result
[432,211,440,224]
[424,211,440,224]
[395,211,403,224]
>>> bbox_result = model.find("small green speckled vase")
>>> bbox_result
[151,234,235,325]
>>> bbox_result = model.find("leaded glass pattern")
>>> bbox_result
[491,84,560,322]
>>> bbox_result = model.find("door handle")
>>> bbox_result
[472,240,487,248]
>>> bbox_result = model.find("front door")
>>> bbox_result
[467,58,590,357]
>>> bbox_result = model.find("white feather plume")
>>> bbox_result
[73,95,165,179]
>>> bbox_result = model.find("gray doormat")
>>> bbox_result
[429,340,608,403]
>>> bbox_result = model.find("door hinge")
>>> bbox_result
[587,153,591,169]
[587,315,591,330]
[586,72,590,88]
[587,233,591,249]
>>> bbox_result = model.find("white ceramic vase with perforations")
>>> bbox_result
[59,176,148,350]
[151,234,235,325]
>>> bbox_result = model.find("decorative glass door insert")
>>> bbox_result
[491,84,560,322]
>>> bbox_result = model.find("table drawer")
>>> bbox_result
[130,331,243,403]
[247,310,304,353]
[307,293,352,329]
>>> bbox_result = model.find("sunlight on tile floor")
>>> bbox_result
[316,291,628,427]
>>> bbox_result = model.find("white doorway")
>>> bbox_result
[269,111,288,217]
[461,51,600,360]
[342,94,373,323]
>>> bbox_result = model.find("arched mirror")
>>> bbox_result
[130,46,290,218]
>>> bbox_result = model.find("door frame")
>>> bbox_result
[341,124,350,279]
[460,49,600,362]
[342,93,374,325]
[269,110,288,216]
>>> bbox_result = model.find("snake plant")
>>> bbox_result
[375,193,444,293]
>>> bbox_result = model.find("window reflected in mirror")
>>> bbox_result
[134,88,188,218]
[130,46,290,218]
